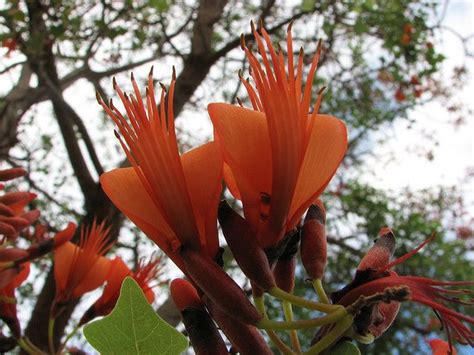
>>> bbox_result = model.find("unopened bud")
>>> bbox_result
[0,248,28,262]
[358,228,396,271]
[205,296,272,355]
[273,231,300,292]
[218,201,275,291]
[273,258,296,293]
[180,247,262,325]
[171,279,227,355]
[300,202,327,279]
[170,278,202,311]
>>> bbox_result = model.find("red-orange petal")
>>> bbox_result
[288,114,347,228]
[208,103,272,232]
[53,242,75,294]
[181,142,223,259]
[100,167,184,269]
[72,255,111,298]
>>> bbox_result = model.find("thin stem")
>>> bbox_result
[48,317,56,355]
[283,301,301,353]
[17,338,35,355]
[269,287,341,313]
[303,315,354,355]
[254,295,295,355]
[59,325,81,353]
[313,279,330,304]
[267,330,296,355]
[258,307,347,330]
[18,337,47,355]
[254,295,267,317]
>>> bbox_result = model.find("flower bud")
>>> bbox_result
[300,201,327,279]
[358,228,396,271]
[170,278,202,311]
[0,248,28,262]
[218,201,275,291]
[273,231,300,292]
[171,279,228,355]
[180,247,262,325]
[205,296,272,355]
[21,223,76,263]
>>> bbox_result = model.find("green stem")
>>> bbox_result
[258,307,347,330]
[254,295,267,317]
[267,329,296,355]
[254,295,295,355]
[18,337,47,355]
[303,315,354,355]
[283,301,301,353]
[48,317,56,355]
[269,287,341,313]
[59,325,81,353]
[312,279,330,304]
[17,337,35,355]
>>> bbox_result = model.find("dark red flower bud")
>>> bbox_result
[218,201,275,291]
[300,201,327,280]
[180,247,262,325]
[18,223,76,264]
[205,296,272,355]
[358,228,396,271]
[171,279,227,355]
[170,278,202,311]
[273,230,300,292]
[0,168,26,182]
[0,248,28,262]
[273,257,296,293]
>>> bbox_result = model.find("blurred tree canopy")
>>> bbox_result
[0,0,472,353]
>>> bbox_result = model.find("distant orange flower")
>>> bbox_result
[208,24,347,247]
[0,262,29,338]
[99,71,223,268]
[80,255,162,324]
[428,339,457,355]
[53,221,111,315]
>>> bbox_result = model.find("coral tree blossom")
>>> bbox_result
[333,230,474,350]
[208,24,347,248]
[99,71,223,269]
[53,221,111,314]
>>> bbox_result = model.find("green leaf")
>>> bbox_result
[328,340,361,355]
[84,277,188,355]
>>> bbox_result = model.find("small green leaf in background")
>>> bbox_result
[328,340,361,355]
[84,277,188,355]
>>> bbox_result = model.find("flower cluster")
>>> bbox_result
[98,23,473,354]
[0,167,164,353]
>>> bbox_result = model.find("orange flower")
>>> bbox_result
[80,255,163,325]
[333,234,474,347]
[98,71,223,268]
[428,339,457,355]
[0,262,29,338]
[208,24,347,247]
[53,221,111,314]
